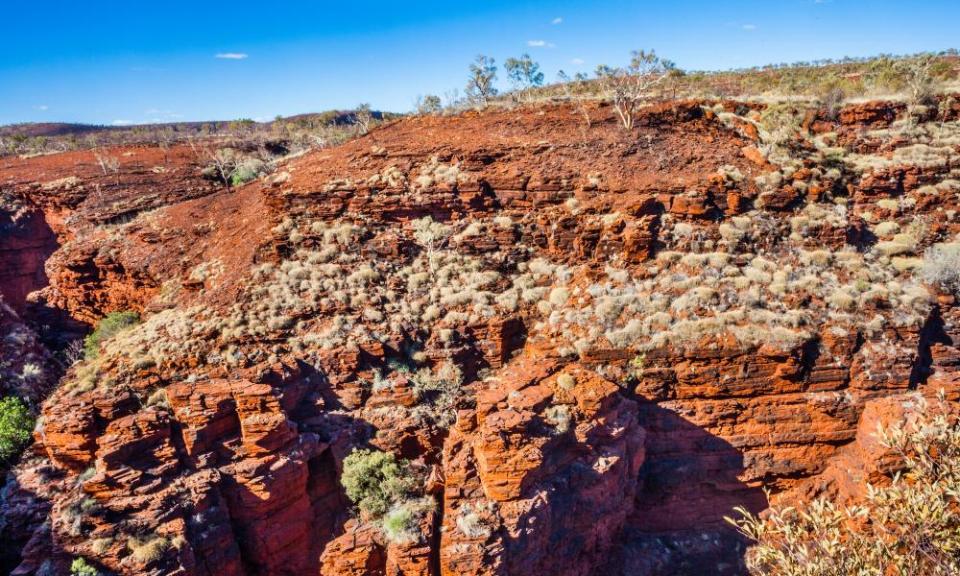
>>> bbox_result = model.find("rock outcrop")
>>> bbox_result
[2,97,960,575]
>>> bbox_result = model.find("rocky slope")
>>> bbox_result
[1,96,960,575]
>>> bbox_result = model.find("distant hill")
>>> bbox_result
[0,123,111,138]
[0,109,402,157]
[0,110,398,140]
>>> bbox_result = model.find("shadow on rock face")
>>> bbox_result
[0,209,58,318]
[605,399,769,576]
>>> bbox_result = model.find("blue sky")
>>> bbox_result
[3,0,958,125]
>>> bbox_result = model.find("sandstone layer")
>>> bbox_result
[2,97,960,575]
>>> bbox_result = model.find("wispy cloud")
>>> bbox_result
[742,23,757,30]
[144,108,182,119]
[33,104,49,111]
[551,17,563,25]
[112,119,132,126]
[571,58,585,66]
[215,52,248,60]
[527,39,555,48]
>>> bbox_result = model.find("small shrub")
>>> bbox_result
[921,242,960,296]
[544,404,572,434]
[230,158,266,186]
[145,388,169,409]
[128,536,171,564]
[415,94,442,115]
[341,448,417,520]
[70,557,99,576]
[381,497,435,545]
[557,373,576,391]
[90,537,113,555]
[548,287,570,307]
[727,392,960,576]
[409,363,466,428]
[84,311,139,359]
[820,86,845,120]
[456,502,495,539]
[0,396,34,463]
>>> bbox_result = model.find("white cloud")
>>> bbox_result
[112,120,132,126]
[527,39,555,48]
[215,52,248,60]
[571,58,585,66]
[551,17,563,25]
[33,105,49,111]
[742,23,757,30]
[144,108,182,119]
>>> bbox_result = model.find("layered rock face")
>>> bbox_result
[2,97,960,575]
[0,206,56,316]
[438,359,645,576]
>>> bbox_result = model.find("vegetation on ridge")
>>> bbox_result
[84,311,140,360]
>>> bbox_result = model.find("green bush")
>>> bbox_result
[84,311,139,359]
[0,396,34,463]
[341,448,416,519]
[230,158,266,186]
[727,392,960,576]
[70,557,99,576]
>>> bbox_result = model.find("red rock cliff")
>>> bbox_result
[2,97,960,575]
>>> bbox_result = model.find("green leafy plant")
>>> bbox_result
[341,448,417,519]
[229,158,266,186]
[70,557,99,576]
[341,448,435,544]
[727,392,960,576]
[84,311,139,359]
[0,396,34,463]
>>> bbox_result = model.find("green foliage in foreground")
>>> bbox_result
[340,448,435,544]
[0,396,34,463]
[84,311,140,359]
[70,557,99,576]
[728,392,960,576]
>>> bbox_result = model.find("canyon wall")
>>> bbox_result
[2,97,959,575]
